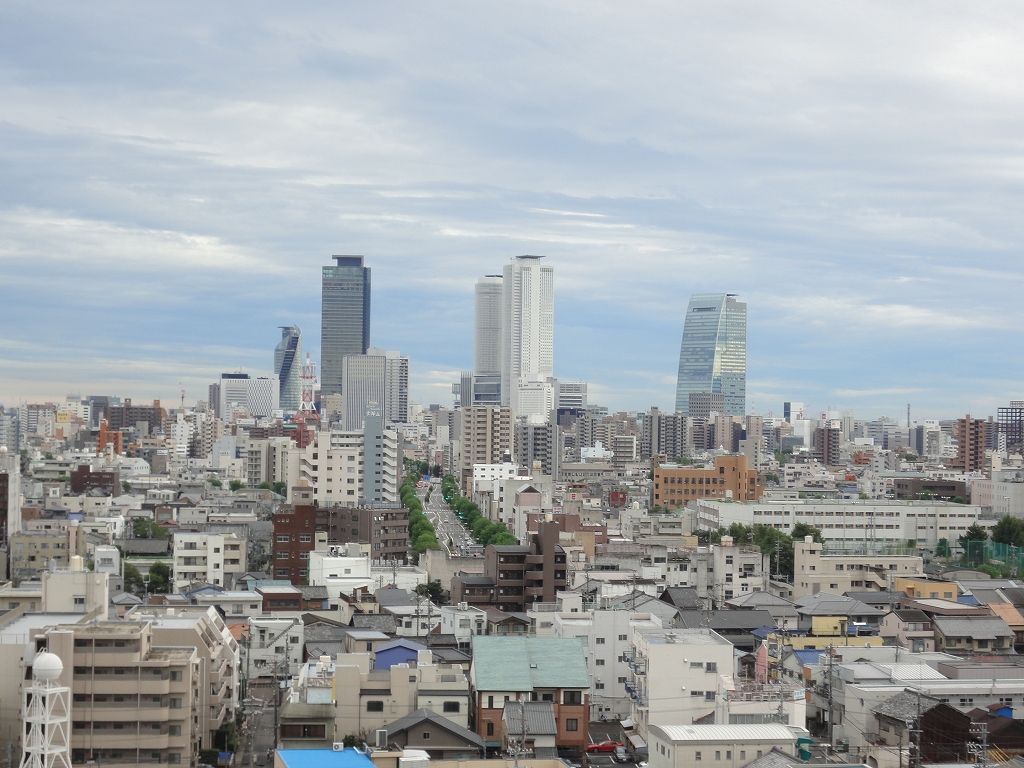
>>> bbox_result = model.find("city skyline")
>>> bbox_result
[2,6,1024,418]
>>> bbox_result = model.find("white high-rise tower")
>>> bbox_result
[500,256,554,414]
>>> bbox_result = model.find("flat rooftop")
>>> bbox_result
[641,628,731,646]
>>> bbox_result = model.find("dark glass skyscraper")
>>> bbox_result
[321,255,371,397]
[675,293,746,416]
[274,325,302,410]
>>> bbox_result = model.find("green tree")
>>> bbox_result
[121,480,132,493]
[257,481,272,490]
[272,481,287,496]
[859,493,870,500]
[992,516,1024,547]
[342,735,359,748]
[229,479,244,492]
[415,581,445,603]
[918,491,933,500]
[726,523,753,544]
[148,562,171,593]
[791,523,823,544]
[936,539,951,558]
[753,525,795,579]
[124,563,145,593]
[207,478,222,488]
[953,496,966,505]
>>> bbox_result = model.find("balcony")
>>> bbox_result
[525,586,545,598]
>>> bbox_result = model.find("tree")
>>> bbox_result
[148,562,171,593]
[992,516,1024,547]
[859,493,870,500]
[791,523,823,544]
[918,491,933,500]
[415,581,445,603]
[229,480,244,492]
[953,496,966,505]
[726,523,753,545]
[124,563,145,593]
[257,481,272,490]
[272,481,287,496]
[121,480,132,493]
[753,525,795,579]
[342,735,359,748]
[936,539,951,559]
[207,478,223,488]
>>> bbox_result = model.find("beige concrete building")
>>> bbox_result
[37,621,200,767]
[10,526,87,583]
[460,407,513,488]
[792,536,923,599]
[125,605,240,749]
[171,531,246,591]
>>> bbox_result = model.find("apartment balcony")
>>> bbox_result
[137,679,171,696]
[526,554,545,565]
[525,586,545,598]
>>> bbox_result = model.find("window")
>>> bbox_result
[367,701,384,712]
[422,732,430,740]
[595,683,605,690]
[618,677,627,683]
[169,698,182,709]
[443,702,460,713]
[566,719,578,731]
[618,634,627,641]
[706,691,715,701]
[487,696,494,709]
[596,659,605,666]
[716,751,721,761]
[695,752,702,761]
[486,722,494,736]
[596,637,606,644]
[705,662,717,673]
[563,691,582,705]
[169,725,181,736]
[726,752,732,760]
[740,752,745,761]
[169,755,181,765]
[170,671,182,682]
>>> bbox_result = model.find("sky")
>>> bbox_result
[2,2,1023,421]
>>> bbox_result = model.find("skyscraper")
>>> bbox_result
[675,293,747,417]
[500,256,554,411]
[341,348,409,430]
[475,275,503,376]
[274,325,302,411]
[321,255,371,397]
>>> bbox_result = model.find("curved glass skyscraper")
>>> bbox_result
[675,293,747,416]
[274,325,302,411]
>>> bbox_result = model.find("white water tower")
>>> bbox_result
[19,652,72,768]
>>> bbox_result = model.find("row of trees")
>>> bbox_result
[404,458,442,478]
[400,472,440,563]
[440,475,518,547]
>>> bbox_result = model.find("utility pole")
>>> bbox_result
[970,722,989,768]
[910,689,923,768]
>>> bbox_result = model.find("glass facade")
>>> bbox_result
[321,256,371,396]
[675,293,747,416]
[274,325,302,411]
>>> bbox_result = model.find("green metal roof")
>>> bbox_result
[471,636,590,691]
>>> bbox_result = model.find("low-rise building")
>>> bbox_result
[793,537,923,599]
[171,531,246,591]
[932,615,1015,655]
[470,636,590,755]
[879,609,935,652]
[647,724,801,768]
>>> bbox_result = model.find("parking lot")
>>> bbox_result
[585,722,644,768]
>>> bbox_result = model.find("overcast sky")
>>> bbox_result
[2,3,1023,420]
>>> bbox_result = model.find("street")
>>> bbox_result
[422,480,478,556]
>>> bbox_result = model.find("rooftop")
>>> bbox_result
[471,636,590,691]
[276,749,374,768]
[933,616,1014,639]
[650,724,798,743]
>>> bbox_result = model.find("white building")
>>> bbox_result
[648,724,801,768]
[501,255,554,410]
[247,616,304,677]
[440,603,488,650]
[792,535,923,599]
[171,531,246,590]
[296,418,402,506]
[308,546,374,603]
[557,381,588,410]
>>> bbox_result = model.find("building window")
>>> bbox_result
[486,722,494,736]
[367,701,385,712]
[695,752,701,761]
[170,671,182,681]
[566,719,578,731]
[716,751,721,761]
[595,683,605,690]
[443,702,460,713]
[596,659,605,666]
[596,637,606,644]
[563,691,582,705]
[169,698,182,709]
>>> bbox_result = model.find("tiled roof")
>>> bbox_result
[933,615,1014,639]
[502,701,557,736]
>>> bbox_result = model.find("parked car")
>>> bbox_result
[613,747,630,763]
[587,741,624,753]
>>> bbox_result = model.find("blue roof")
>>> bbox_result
[277,750,374,768]
[958,594,981,605]
[792,650,824,666]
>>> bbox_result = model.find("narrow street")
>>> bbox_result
[423,480,475,556]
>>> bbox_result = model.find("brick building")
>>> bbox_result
[652,454,763,509]
[70,465,120,495]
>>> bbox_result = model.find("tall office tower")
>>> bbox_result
[783,401,805,424]
[321,255,371,397]
[274,325,302,411]
[501,256,554,410]
[341,348,409,430]
[471,274,505,406]
[675,293,747,417]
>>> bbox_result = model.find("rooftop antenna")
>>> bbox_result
[180,382,185,413]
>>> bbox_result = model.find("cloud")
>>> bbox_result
[2,3,1024,417]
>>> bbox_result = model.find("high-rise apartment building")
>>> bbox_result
[341,348,409,430]
[675,293,747,417]
[275,325,302,411]
[321,255,371,397]
[460,406,513,487]
[501,256,554,411]
[514,418,561,478]
[296,422,403,507]
[951,415,989,473]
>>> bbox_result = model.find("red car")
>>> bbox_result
[587,741,623,753]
